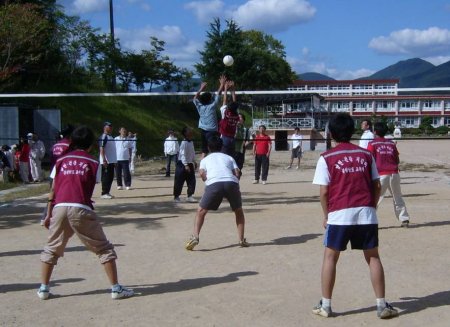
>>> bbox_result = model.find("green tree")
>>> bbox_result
[419,116,434,135]
[0,3,50,89]
[195,18,296,90]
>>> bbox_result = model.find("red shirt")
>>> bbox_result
[19,144,30,163]
[254,134,271,155]
[367,138,399,175]
[322,143,375,212]
[53,150,99,209]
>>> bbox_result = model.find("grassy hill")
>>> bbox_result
[9,95,201,158]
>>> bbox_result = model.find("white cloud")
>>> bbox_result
[185,0,225,24]
[72,0,108,14]
[288,50,375,80]
[423,55,450,66]
[232,0,316,33]
[115,26,202,68]
[369,27,450,57]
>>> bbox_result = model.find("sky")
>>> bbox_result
[57,0,450,80]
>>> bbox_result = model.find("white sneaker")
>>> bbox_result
[101,194,113,199]
[126,187,131,190]
[286,165,292,169]
[174,197,181,203]
[262,181,267,185]
[252,180,259,184]
[37,288,50,300]
[111,286,134,300]
[186,196,197,203]
[117,186,123,190]
[296,165,299,170]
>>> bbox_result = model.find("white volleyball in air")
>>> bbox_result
[223,55,234,66]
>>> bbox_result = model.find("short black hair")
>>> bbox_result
[227,102,239,114]
[329,113,355,142]
[181,126,190,138]
[207,135,223,153]
[71,126,94,150]
[239,113,246,121]
[199,92,212,105]
[60,124,74,138]
[373,122,388,137]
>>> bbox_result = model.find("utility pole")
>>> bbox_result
[109,0,116,91]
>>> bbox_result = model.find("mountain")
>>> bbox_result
[401,60,450,87]
[298,72,335,81]
[367,58,435,81]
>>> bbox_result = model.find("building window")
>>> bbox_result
[376,101,395,111]
[331,101,350,112]
[422,100,441,110]
[432,117,441,127]
[400,101,418,110]
[444,117,450,126]
[398,116,419,128]
[444,101,450,110]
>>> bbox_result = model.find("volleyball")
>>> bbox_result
[223,55,234,66]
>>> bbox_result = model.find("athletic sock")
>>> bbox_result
[111,284,121,292]
[322,298,331,308]
[39,284,49,291]
[376,298,386,307]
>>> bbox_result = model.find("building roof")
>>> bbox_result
[291,79,400,86]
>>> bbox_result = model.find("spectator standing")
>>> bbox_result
[99,122,117,199]
[286,127,303,170]
[359,119,374,149]
[173,127,197,203]
[128,132,137,175]
[164,130,179,177]
[0,146,12,183]
[29,133,46,182]
[253,125,272,185]
[193,75,226,158]
[367,122,410,227]
[115,127,133,190]
[18,138,31,184]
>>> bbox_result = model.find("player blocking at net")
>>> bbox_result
[185,135,249,250]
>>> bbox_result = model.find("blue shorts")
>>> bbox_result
[324,224,378,251]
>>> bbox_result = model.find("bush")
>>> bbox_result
[435,126,449,135]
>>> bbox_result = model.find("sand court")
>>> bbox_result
[1,139,450,326]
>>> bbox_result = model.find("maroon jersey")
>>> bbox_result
[367,138,399,175]
[51,138,71,168]
[219,109,240,137]
[322,143,375,212]
[53,150,99,209]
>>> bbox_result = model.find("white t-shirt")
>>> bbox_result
[359,130,374,149]
[99,134,117,164]
[290,133,303,148]
[313,155,379,225]
[199,152,239,186]
[114,136,132,161]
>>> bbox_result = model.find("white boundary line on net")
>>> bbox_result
[1,87,450,98]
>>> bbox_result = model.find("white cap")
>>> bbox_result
[27,133,33,137]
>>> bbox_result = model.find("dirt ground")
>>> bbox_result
[1,139,450,327]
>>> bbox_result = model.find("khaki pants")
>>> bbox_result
[40,206,117,265]
[378,174,410,222]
